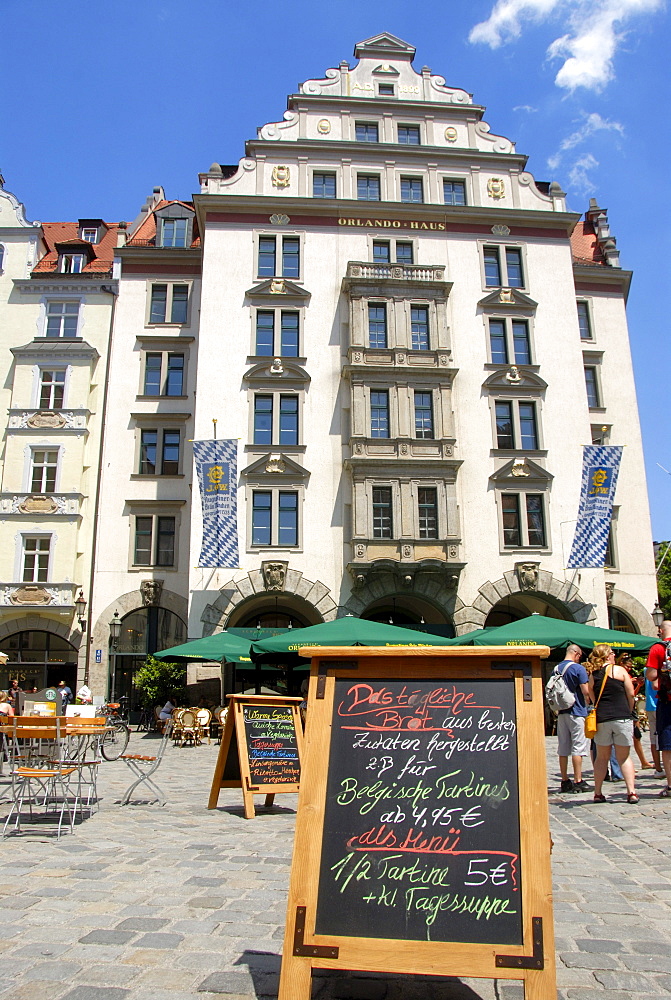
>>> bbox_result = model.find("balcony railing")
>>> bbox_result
[346,261,446,282]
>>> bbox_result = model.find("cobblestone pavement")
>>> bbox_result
[0,729,669,1000]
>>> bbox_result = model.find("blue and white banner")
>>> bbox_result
[567,445,623,569]
[193,439,239,568]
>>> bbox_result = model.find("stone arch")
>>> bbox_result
[606,585,655,636]
[342,570,462,625]
[0,615,82,649]
[200,569,338,635]
[455,567,595,634]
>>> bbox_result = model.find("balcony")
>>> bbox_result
[347,540,465,591]
[346,261,446,282]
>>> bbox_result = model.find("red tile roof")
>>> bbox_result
[127,200,201,248]
[570,218,606,267]
[33,222,121,275]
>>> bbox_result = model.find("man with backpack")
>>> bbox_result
[646,619,671,796]
[554,643,592,793]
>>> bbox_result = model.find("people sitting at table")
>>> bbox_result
[0,692,14,717]
[159,695,178,723]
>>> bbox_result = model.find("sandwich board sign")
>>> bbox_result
[278,646,556,1000]
[208,693,303,819]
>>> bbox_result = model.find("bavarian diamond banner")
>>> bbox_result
[193,440,239,568]
[567,445,623,569]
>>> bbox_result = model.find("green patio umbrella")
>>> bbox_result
[154,632,252,664]
[448,614,656,653]
[251,615,459,662]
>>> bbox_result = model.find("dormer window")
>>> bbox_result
[78,219,104,243]
[160,218,188,248]
[60,254,84,274]
[81,229,97,243]
[154,203,195,249]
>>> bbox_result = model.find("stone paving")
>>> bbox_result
[0,729,669,1000]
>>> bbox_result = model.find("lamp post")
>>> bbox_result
[109,611,121,702]
[652,602,664,629]
[75,591,87,632]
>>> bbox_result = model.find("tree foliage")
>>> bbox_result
[134,655,186,708]
[656,541,671,619]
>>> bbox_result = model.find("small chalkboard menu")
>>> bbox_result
[208,694,303,819]
[278,647,556,1000]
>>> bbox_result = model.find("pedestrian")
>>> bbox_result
[57,680,73,709]
[159,695,177,723]
[555,643,592,793]
[7,679,20,708]
[645,619,671,796]
[617,653,654,770]
[0,692,14,718]
[588,644,638,804]
[645,673,663,775]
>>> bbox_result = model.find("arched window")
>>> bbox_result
[608,607,638,634]
[1,630,78,692]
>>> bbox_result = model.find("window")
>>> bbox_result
[378,83,394,96]
[134,516,175,566]
[577,301,592,340]
[370,391,390,438]
[355,122,379,142]
[143,353,184,396]
[373,241,390,263]
[401,177,423,203]
[279,396,298,445]
[39,370,66,409]
[255,312,274,356]
[483,246,524,288]
[252,490,299,547]
[22,537,51,582]
[372,488,393,538]
[139,430,180,475]
[411,306,429,350]
[149,283,189,324]
[313,173,336,198]
[501,494,546,547]
[488,319,531,365]
[45,301,79,338]
[443,179,466,206]
[253,393,300,446]
[372,241,413,264]
[584,366,600,408]
[495,401,538,450]
[414,392,434,439]
[398,125,420,145]
[255,310,299,357]
[418,488,438,539]
[159,218,188,248]
[396,242,413,265]
[31,451,58,493]
[81,228,97,243]
[357,175,381,201]
[60,254,84,274]
[254,396,273,445]
[368,304,387,348]
[257,236,300,278]
[604,523,615,568]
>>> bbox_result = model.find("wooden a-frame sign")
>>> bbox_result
[208,693,303,819]
[278,646,556,1000]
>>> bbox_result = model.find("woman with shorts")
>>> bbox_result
[587,644,638,804]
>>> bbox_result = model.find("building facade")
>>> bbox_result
[86,33,656,698]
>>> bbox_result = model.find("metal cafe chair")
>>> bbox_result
[120,720,173,806]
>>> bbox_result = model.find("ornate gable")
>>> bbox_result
[483,367,547,392]
[244,278,311,304]
[241,453,310,483]
[353,33,416,61]
[490,458,553,485]
[478,288,538,313]
[243,360,310,385]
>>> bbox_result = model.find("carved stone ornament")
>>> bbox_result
[491,224,510,236]
[448,545,458,559]
[9,585,52,606]
[269,279,286,294]
[402,545,412,558]
[141,579,163,606]
[27,411,66,429]
[317,119,331,134]
[511,459,530,478]
[506,366,522,383]
[270,358,284,374]
[443,444,454,457]
[400,443,408,455]
[265,456,285,473]
[271,166,291,188]
[605,582,615,605]
[439,354,449,366]
[487,177,506,200]
[18,495,59,514]
[262,560,287,591]
[354,443,363,454]
[444,127,457,142]
[269,214,290,226]
[498,288,514,303]
[515,562,539,591]
[355,543,366,558]
[392,266,403,279]
[352,351,362,363]
[397,353,406,364]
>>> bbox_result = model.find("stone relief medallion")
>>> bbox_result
[397,353,405,364]
[269,279,286,294]
[511,460,530,478]
[317,119,331,134]
[392,267,403,278]
[27,411,66,429]
[10,585,52,605]
[444,127,457,142]
[18,495,59,514]
[140,579,163,606]
[262,560,288,591]
[448,545,458,559]
[439,354,449,366]
[506,366,522,383]
[402,545,412,558]
[515,562,539,591]
[352,351,362,363]
[400,443,408,455]
[269,214,290,226]
[498,288,514,303]
[491,224,510,236]
[605,582,615,605]
[443,444,453,457]
[270,358,284,374]
[355,544,365,558]
[271,166,291,188]
[487,177,506,200]
[265,456,285,473]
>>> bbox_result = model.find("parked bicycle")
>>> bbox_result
[96,702,131,761]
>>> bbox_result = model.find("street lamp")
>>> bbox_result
[652,602,664,629]
[109,611,121,702]
[75,591,87,632]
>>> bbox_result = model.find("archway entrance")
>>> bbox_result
[111,607,186,706]
[361,596,455,637]
[608,606,638,633]
[484,594,572,628]
[1,630,78,693]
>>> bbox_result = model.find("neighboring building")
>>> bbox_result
[0,174,119,692]
[88,33,657,699]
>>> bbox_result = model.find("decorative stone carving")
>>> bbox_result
[18,495,59,514]
[269,214,290,226]
[271,166,291,188]
[605,582,615,605]
[443,444,453,457]
[27,411,66,429]
[354,443,363,454]
[498,289,514,303]
[270,278,286,294]
[516,562,539,591]
[270,358,284,374]
[355,543,365,559]
[403,574,413,587]
[402,545,412,558]
[511,460,530,478]
[141,579,163,606]
[438,354,449,366]
[491,225,510,236]
[397,353,405,364]
[317,119,331,134]
[352,351,362,363]
[506,366,522,383]
[400,443,408,455]
[487,177,505,200]
[448,545,459,559]
[262,560,287,591]
[444,127,457,142]
[9,585,53,606]
[392,267,403,278]
[265,456,285,473]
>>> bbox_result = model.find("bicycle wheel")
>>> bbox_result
[100,722,130,761]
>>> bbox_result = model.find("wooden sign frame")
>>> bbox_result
[278,646,556,1000]
[208,693,303,819]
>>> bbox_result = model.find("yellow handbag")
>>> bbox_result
[584,667,609,739]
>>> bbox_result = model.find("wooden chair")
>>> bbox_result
[196,709,212,744]
[120,721,173,806]
[178,710,199,747]
[170,708,185,745]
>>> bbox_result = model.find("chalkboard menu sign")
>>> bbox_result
[208,694,303,818]
[278,647,557,1000]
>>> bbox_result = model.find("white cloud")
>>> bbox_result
[567,152,600,192]
[513,104,539,111]
[469,0,665,91]
[547,111,624,170]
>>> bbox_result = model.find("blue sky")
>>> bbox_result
[2,0,669,536]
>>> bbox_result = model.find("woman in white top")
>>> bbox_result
[0,692,14,717]
[159,696,177,722]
